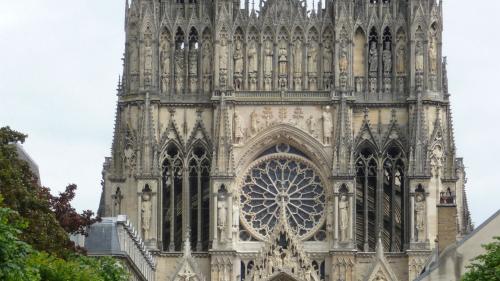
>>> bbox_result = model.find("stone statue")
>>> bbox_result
[322,109,332,145]
[339,194,349,242]
[383,42,392,73]
[232,199,239,240]
[306,115,315,135]
[113,187,123,216]
[429,38,437,74]
[323,42,332,73]
[250,110,259,135]
[203,43,212,75]
[293,39,302,74]
[141,192,152,240]
[308,41,318,75]
[415,41,424,72]
[248,40,258,74]
[326,203,334,233]
[264,40,273,76]
[160,40,171,75]
[339,44,348,74]
[369,41,378,73]
[415,193,426,242]
[278,42,288,75]
[233,111,243,143]
[144,37,153,73]
[219,37,228,72]
[397,45,406,74]
[217,193,227,241]
[175,50,185,92]
[234,40,244,75]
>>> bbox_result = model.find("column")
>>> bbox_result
[410,192,415,242]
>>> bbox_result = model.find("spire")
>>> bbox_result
[214,94,233,176]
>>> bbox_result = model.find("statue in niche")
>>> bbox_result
[144,36,153,73]
[415,41,424,72]
[306,115,315,135]
[217,191,227,241]
[202,43,212,75]
[233,111,243,143]
[430,144,444,176]
[232,197,239,241]
[322,109,332,144]
[397,45,406,74]
[323,42,333,73]
[415,192,426,242]
[429,38,438,74]
[339,193,349,242]
[250,110,259,135]
[112,187,123,216]
[339,44,348,74]
[293,39,302,74]
[129,41,139,73]
[369,41,378,73]
[248,40,258,74]
[278,42,288,75]
[383,41,392,74]
[175,50,184,92]
[219,36,228,72]
[234,40,244,75]
[264,40,273,76]
[308,41,318,75]
[161,75,170,93]
[188,48,197,76]
[141,192,152,240]
[160,40,171,75]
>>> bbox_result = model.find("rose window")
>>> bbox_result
[240,154,325,240]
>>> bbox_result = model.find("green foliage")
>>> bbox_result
[0,196,38,281]
[462,236,500,281]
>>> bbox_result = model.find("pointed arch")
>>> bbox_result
[162,141,184,251]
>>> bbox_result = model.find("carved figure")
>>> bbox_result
[397,45,406,74]
[160,40,171,75]
[264,40,273,75]
[339,194,349,242]
[217,193,227,241]
[113,187,123,216]
[248,41,258,74]
[415,193,426,242]
[308,41,318,75]
[429,38,437,74]
[293,39,302,74]
[203,43,212,74]
[322,109,332,145]
[234,40,244,75]
[144,37,153,73]
[233,111,243,143]
[323,42,332,73]
[369,41,378,73]
[250,110,259,135]
[141,192,152,240]
[415,41,424,72]
[188,48,197,75]
[339,44,348,73]
[220,37,228,71]
[383,42,392,73]
[306,115,315,135]
[232,199,239,240]
[130,41,139,73]
[175,50,185,92]
[278,42,288,75]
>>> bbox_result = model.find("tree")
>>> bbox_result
[0,127,97,257]
[462,236,500,281]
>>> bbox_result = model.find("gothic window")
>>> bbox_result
[382,146,405,252]
[354,28,366,78]
[240,145,326,240]
[188,28,199,93]
[355,144,407,252]
[162,143,184,251]
[188,143,211,251]
[355,146,377,251]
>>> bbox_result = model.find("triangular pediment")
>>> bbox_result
[171,233,205,281]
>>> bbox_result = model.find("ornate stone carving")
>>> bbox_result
[306,115,316,136]
[369,41,378,74]
[415,192,426,242]
[141,192,152,240]
[322,108,332,145]
[278,42,288,76]
[248,40,258,75]
[202,42,212,75]
[293,39,302,74]
[234,39,244,76]
[144,35,153,86]
[189,48,198,76]
[339,193,349,242]
[429,37,438,74]
[323,41,332,74]
[264,40,273,77]
[175,49,185,92]
[415,41,424,72]
[217,188,228,242]
[396,44,406,74]
[112,187,123,216]
[383,42,392,74]
[339,42,348,74]
[233,111,243,144]
[250,110,260,135]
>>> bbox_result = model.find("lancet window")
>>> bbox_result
[355,145,406,252]
[188,144,211,251]
[174,28,185,94]
[161,142,212,252]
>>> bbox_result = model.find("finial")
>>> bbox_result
[183,227,192,257]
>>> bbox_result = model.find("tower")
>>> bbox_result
[98,0,473,280]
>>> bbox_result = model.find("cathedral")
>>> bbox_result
[96,0,473,280]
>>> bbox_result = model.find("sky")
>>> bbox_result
[0,0,499,227]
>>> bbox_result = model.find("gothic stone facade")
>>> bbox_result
[98,0,473,280]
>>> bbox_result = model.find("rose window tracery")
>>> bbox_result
[240,148,325,240]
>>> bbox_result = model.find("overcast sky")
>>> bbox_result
[0,1,498,227]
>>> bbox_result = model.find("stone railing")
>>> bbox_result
[85,216,156,281]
